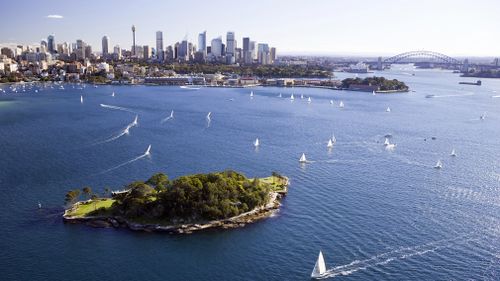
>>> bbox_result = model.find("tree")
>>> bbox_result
[91,194,98,211]
[65,189,81,205]
[82,187,92,201]
[146,173,170,193]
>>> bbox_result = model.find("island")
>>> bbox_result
[63,170,289,234]
[340,76,409,93]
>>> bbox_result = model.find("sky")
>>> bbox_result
[1,0,499,57]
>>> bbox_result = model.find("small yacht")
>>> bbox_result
[38,202,42,209]
[480,112,486,120]
[330,100,334,105]
[290,94,295,100]
[386,107,391,112]
[278,93,282,98]
[327,139,334,148]
[250,91,254,98]
[331,134,337,144]
[80,95,83,103]
[132,115,138,126]
[384,138,390,146]
[145,145,152,156]
[301,94,304,99]
[299,153,307,163]
[112,91,115,97]
[254,138,260,147]
[339,101,344,108]
[450,149,456,157]
[434,160,443,169]
[311,251,327,279]
[372,90,376,96]
[307,97,312,103]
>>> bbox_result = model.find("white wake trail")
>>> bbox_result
[100,103,137,113]
[95,116,138,144]
[97,145,151,175]
[319,234,473,279]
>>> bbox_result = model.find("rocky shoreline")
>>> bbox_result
[63,183,288,234]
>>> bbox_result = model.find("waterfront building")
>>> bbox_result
[156,31,164,61]
[102,36,110,57]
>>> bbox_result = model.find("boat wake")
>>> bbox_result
[429,93,474,98]
[180,86,200,90]
[319,234,474,279]
[95,116,138,144]
[100,103,137,113]
[96,145,151,175]
[491,95,500,98]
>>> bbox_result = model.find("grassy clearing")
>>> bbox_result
[260,176,288,192]
[67,199,115,217]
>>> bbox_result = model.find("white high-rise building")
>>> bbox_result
[113,45,122,60]
[226,31,236,64]
[156,31,164,61]
[258,43,270,65]
[198,31,207,56]
[211,37,223,58]
[102,36,110,56]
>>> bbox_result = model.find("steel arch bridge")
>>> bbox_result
[383,50,461,65]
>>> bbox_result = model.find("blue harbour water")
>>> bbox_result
[0,66,499,280]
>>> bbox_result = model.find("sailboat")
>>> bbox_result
[330,100,334,105]
[307,97,312,103]
[250,91,254,98]
[299,153,307,163]
[112,91,115,97]
[384,138,390,146]
[145,145,152,156]
[386,107,391,112]
[450,149,456,157]
[290,94,295,100]
[278,93,282,98]
[131,115,138,127]
[169,110,174,119]
[206,112,212,121]
[331,134,337,144]
[434,160,443,169]
[339,101,344,108]
[372,90,376,96]
[254,138,260,147]
[480,112,486,120]
[301,94,304,99]
[311,251,327,279]
[80,95,84,103]
[327,139,334,148]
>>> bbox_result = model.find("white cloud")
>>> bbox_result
[46,15,63,19]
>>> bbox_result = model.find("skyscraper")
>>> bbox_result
[242,37,252,64]
[156,31,164,61]
[198,31,207,56]
[143,45,151,60]
[47,35,55,54]
[102,36,110,56]
[131,25,136,56]
[179,40,189,61]
[211,37,223,59]
[270,47,276,64]
[258,43,270,65]
[226,31,236,64]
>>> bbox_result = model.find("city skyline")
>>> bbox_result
[0,0,499,57]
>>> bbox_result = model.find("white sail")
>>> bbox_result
[80,95,83,103]
[308,97,312,103]
[250,91,254,97]
[330,100,334,105]
[206,112,212,121]
[112,91,115,97]
[299,153,307,163]
[450,149,456,157]
[311,251,327,278]
[254,138,260,147]
[290,94,295,100]
[132,115,138,126]
[145,145,152,156]
[327,139,333,148]
[339,101,344,108]
[386,107,391,112]
[301,94,304,99]
[435,160,442,169]
[170,110,174,119]
[278,93,282,98]
[384,138,390,146]
[331,134,336,143]
[372,90,376,96]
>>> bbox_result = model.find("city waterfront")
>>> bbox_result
[0,66,499,280]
